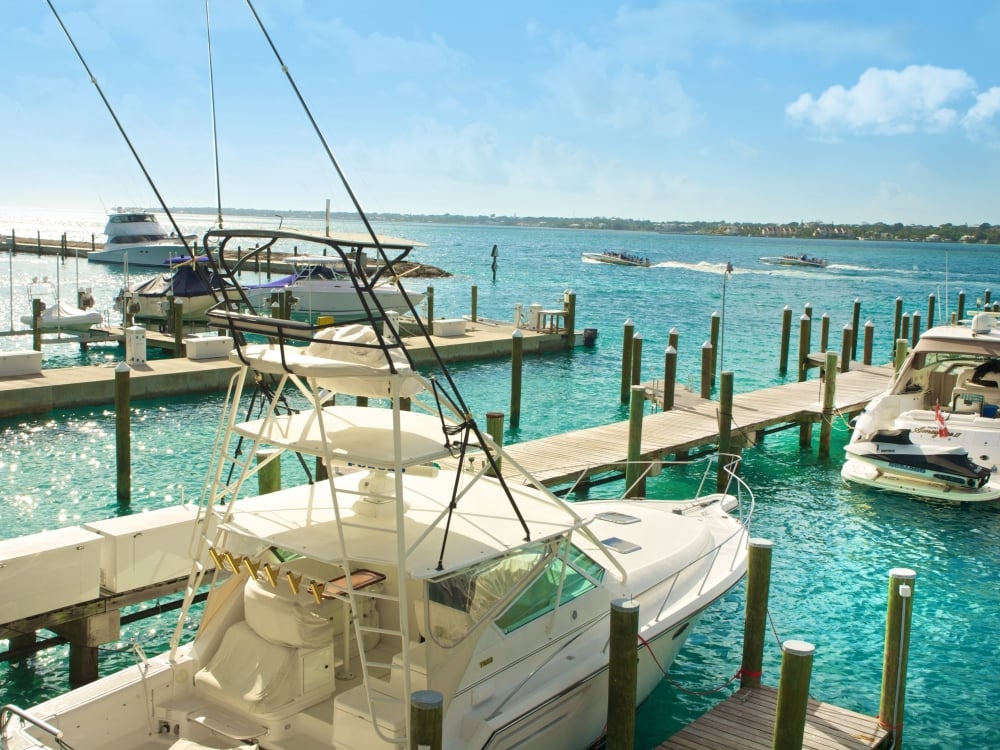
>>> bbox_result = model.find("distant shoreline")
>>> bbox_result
[170,206,1000,245]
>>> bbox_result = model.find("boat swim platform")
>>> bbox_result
[0,319,577,419]
[498,362,894,488]
[655,685,890,750]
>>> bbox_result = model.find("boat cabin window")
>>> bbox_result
[494,541,604,635]
[424,539,605,641]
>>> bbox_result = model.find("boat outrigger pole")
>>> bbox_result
[45,0,195,259]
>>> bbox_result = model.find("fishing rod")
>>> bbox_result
[45,0,194,257]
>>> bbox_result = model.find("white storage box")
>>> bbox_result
[84,504,216,593]
[0,527,103,623]
[185,334,234,360]
[0,350,42,377]
[434,318,466,337]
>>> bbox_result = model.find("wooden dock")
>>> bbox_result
[0,319,578,418]
[501,362,894,487]
[656,686,890,750]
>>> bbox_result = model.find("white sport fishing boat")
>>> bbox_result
[1,227,752,750]
[842,311,1000,502]
[7,5,750,747]
[87,210,197,267]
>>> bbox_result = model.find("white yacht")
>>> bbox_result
[1,226,752,750]
[87,210,196,267]
[842,312,1000,502]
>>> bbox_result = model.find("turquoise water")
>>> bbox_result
[2,210,999,748]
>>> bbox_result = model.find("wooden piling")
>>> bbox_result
[668,327,679,352]
[625,385,645,497]
[410,689,443,750]
[900,312,910,344]
[911,312,920,346]
[819,351,838,458]
[772,640,815,750]
[621,320,635,403]
[427,286,435,335]
[631,333,644,389]
[700,341,713,399]
[486,411,504,475]
[257,448,281,495]
[797,314,811,383]
[510,330,523,429]
[741,538,773,689]
[864,320,874,365]
[926,293,935,330]
[840,325,852,373]
[717,371,734,492]
[957,291,965,322]
[878,568,915,749]
[564,289,576,349]
[893,339,909,373]
[663,345,677,410]
[851,299,861,360]
[607,599,640,750]
[171,298,185,357]
[820,313,830,352]
[31,298,43,352]
[710,312,720,388]
[892,297,903,342]
[114,362,131,507]
[471,284,478,322]
[779,305,792,375]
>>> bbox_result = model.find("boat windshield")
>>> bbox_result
[424,537,605,643]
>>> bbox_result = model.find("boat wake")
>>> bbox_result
[653,260,739,274]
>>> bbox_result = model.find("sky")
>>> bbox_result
[3,1,999,225]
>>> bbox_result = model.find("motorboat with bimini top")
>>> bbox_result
[759,254,827,268]
[3,226,752,750]
[5,6,751,749]
[242,252,425,323]
[842,311,1000,502]
[19,278,103,332]
[582,250,650,267]
[87,210,197,267]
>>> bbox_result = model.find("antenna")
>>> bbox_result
[205,0,224,228]
[45,0,194,258]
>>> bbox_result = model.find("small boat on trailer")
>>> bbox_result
[759,254,828,268]
[582,250,650,267]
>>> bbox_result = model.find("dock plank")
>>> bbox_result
[656,686,889,750]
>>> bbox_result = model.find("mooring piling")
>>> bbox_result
[878,568,915,749]
[607,598,640,750]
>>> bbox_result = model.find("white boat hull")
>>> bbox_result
[245,278,422,321]
[841,458,1000,502]
[87,241,192,267]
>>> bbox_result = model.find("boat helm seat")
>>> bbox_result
[193,578,338,720]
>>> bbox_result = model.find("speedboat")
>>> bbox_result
[4,227,752,750]
[842,312,1000,502]
[582,250,650,267]
[115,260,231,323]
[242,254,425,322]
[759,255,827,268]
[87,210,197,267]
[19,278,103,332]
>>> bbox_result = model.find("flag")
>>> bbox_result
[934,401,950,437]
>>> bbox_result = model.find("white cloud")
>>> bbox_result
[786,65,976,135]
[962,87,1000,146]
